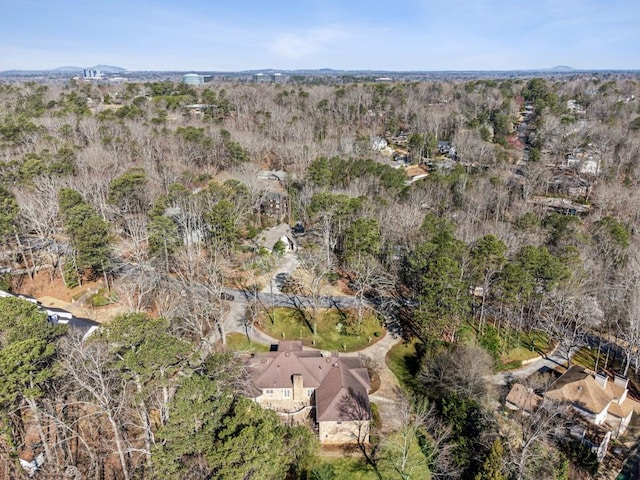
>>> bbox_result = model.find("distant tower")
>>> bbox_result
[83,69,101,79]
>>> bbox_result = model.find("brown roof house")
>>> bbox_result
[542,365,640,461]
[244,341,372,444]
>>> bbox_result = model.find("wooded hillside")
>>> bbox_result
[1,75,640,479]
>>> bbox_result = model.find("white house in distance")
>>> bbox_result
[244,341,372,444]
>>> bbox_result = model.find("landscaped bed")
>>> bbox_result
[256,307,384,352]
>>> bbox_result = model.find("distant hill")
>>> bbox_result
[53,66,83,72]
[547,65,575,72]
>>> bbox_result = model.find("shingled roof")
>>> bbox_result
[545,366,616,415]
[245,341,371,423]
[506,383,543,413]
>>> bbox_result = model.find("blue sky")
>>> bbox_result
[1,0,638,71]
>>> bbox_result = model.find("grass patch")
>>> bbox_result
[257,307,383,352]
[310,456,380,480]
[572,346,599,370]
[386,339,424,392]
[225,333,270,353]
[468,323,552,371]
[311,430,431,480]
[573,345,627,374]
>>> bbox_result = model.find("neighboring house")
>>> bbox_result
[389,131,409,146]
[505,383,543,415]
[549,173,591,199]
[437,140,452,154]
[259,191,288,220]
[529,196,591,216]
[257,170,288,182]
[505,366,640,461]
[566,151,601,176]
[566,99,586,115]
[437,141,458,161]
[370,136,388,151]
[544,366,638,438]
[244,341,372,444]
[256,224,298,253]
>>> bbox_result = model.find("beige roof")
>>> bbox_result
[608,396,640,419]
[506,383,543,413]
[256,224,295,250]
[245,342,371,422]
[544,366,613,415]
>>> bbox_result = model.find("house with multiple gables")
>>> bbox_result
[506,365,640,461]
[244,340,372,444]
[544,366,638,438]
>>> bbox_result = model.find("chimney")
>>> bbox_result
[614,374,629,390]
[292,374,304,401]
[594,371,608,390]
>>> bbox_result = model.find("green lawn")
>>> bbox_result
[385,339,423,392]
[257,307,384,352]
[310,457,380,480]
[572,345,628,373]
[497,330,553,370]
[225,332,270,353]
[572,346,598,370]
[459,322,553,371]
[386,325,552,386]
[310,429,431,480]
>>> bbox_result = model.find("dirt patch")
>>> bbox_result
[10,271,125,324]
[10,270,100,303]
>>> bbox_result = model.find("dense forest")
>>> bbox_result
[1,74,640,479]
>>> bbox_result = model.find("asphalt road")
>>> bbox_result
[221,287,362,309]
